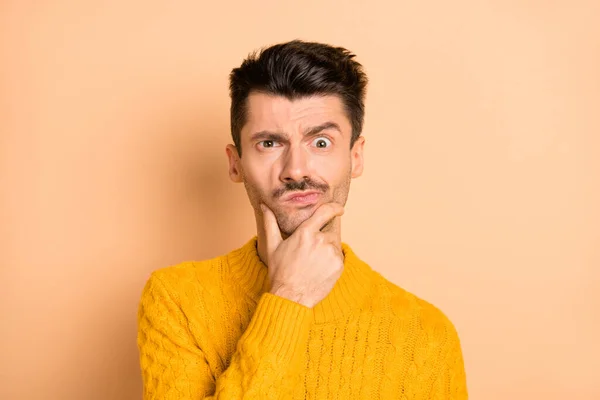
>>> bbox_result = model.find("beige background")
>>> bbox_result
[1,1,599,399]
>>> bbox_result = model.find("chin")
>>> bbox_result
[276,207,314,235]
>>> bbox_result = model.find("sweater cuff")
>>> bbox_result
[238,292,312,363]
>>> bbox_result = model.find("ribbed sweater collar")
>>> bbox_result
[227,236,375,324]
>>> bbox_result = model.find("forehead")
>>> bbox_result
[242,92,351,138]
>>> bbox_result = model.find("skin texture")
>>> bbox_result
[225,92,365,306]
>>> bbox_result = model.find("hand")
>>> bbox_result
[261,202,345,308]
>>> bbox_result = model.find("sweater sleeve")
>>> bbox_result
[137,272,312,399]
[429,321,468,400]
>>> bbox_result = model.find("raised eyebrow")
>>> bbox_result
[304,122,342,137]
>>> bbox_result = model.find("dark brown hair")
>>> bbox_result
[229,40,368,156]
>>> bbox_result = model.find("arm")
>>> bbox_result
[137,273,311,399]
[429,322,468,400]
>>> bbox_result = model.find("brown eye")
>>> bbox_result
[312,137,332,148]
[260,140,278,148]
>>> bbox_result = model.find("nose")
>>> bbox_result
[279,145,312,183]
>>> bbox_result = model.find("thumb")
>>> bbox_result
[260,203,282,255]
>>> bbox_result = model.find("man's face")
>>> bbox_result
[226,92,365,237]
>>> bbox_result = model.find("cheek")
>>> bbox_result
[316,155,351,182]
[242,160,275,194]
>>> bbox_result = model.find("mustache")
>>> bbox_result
[273,179,329,198]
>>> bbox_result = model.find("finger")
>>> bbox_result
[319,231,342,247]
[315,232,344,263]
[319,215,337,233]
[299,202,345,233]
[260,203,282,254]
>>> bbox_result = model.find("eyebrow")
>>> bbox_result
[249,121,342,142]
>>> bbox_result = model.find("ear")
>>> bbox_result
[225,144,243,183]
[350,136,365,178]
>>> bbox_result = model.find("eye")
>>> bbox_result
[258,140,280,149]
[312,137,332,148]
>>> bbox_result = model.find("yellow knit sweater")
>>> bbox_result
[137,237,468,399]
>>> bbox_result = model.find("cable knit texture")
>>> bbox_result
[137,237,468,399]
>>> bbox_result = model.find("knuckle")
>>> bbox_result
[315,233,326,245]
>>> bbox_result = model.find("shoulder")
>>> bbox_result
[377,275,461,340]
[152,256,224,283]
[372,277,468,396]
[142,254,229,306]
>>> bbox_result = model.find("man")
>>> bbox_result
[137,40,468,399]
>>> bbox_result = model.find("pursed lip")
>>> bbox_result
[281,190,322,202]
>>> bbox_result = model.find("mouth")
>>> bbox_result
[281,190,322,205]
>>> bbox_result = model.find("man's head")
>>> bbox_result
[225,40,368,237]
